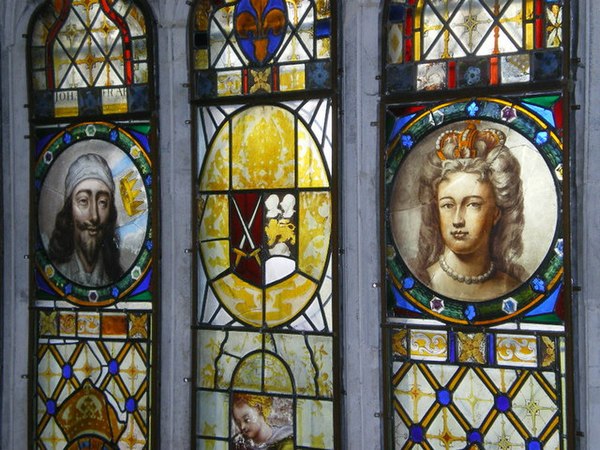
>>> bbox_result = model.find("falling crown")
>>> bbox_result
[119,171,145,217]
[435,122,506,161]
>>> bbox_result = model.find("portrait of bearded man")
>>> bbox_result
[48,153,123,286]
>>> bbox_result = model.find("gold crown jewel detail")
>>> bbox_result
[435,122,506,161]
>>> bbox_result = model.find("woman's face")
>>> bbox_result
[233,403,266,442]
[437,171,500,256]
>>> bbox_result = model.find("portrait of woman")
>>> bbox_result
[231,393,293,450]
[389,120,558,302]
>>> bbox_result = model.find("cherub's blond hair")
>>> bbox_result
[233,393,273,419]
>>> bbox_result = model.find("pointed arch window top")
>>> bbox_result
[384,0,564,94]
[29,0,154,119]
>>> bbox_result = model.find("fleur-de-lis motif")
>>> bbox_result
[235,0,287,64]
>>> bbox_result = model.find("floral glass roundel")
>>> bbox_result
[198,105,331,328]
[234,0,287,65]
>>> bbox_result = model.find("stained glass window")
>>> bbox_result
[191,0,333,100]
[27,2,158,448]
[190,2,338,449]
[29,0,152,118]
[382,1,572,449]
[384,0,565,93]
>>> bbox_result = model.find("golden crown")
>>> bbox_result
[119,171,145,217]
[435,122,506,161]
[56,379,125,442]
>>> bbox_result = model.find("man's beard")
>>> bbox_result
[75,224,105,270]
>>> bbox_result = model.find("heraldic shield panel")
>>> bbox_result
[383,95,570,449]
[191,1,338,449]
[28,1,159,448]
[195,100,335,450]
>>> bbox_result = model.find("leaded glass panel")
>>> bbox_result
[385,92,569,450]
[191,0,333,100]
[382,0,573,446]
[191,2,338,447]
[382,94,571,448]
[27,2,158,448]
[384,0,565,93]
[29,0,153,119]
[194,99,336,449]
[31,121,157,449]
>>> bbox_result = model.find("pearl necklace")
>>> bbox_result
[439,256,495,284]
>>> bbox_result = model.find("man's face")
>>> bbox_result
[71,178,112,267]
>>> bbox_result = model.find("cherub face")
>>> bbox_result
[233,403,267,442]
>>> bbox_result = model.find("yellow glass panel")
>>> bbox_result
[232,353,294,394]
[414,31,421,61]
[198,329,225,388]
[39,311,58,336]
[199,195,229,241]
[307,335,333,397]
[392,330,409,357]
[315,0,331,20]
[195,49,209,70]
[197,391,229,438]
[410,330,448,361]
[200,240,230,280]
[213,275,263,327]
[123,5,146,37]
[195,1,210,32]
[317,37,331,58]
[525,23,534,50]
[298,192,331,279]
[200,131,230,191]
[217,70,242,96]
[547,5,562,48]
[457,332,486,364]
[526,0,534,19]
[279,64,306,91]
[265,274,317,327]
[496,335,538,367]
[272,334,317,395]
[297,399,334,449]
[541,336,556,367]
[232,107,296,190]
[415,1,423,29]
[54,90,79,117]
[388,24,404,64]
[101,87,128,115]
[298,126,329,188]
